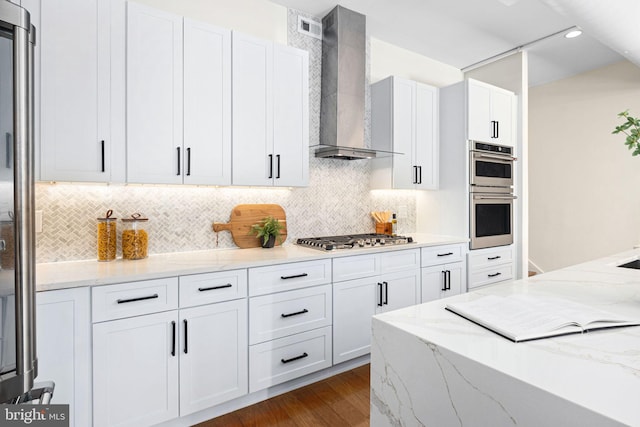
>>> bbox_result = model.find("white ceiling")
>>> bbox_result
[269,0,631,86]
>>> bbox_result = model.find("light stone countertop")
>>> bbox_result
[35,233,467,292]
[372,247,640,426]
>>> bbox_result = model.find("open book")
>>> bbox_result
[446,294,640,342]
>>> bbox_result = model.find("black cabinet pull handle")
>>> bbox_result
[280,273,308,280]
[437,252,453,257]
[276,154,281,179]
[446,270,451,290]
[5,133,11,169]
[488,272,502,278]
[487,255,501,260]
[116,294,158,304]
[496,121,499,139]
[418,166,422,184]
[383,281,388,305]
[176,147,181,175]
[377,282,383,307]
[186,147,191,176]
[412,166,417,184]
[281,352,308,364]
[171,321,176,357]
[281,308,309,318]
[441,271,447,291]
[268,154,273,178]
[100,140,105,172]
[198,283,232,292]
[183,319,188,354]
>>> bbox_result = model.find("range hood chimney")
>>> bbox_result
[316,5,376,160]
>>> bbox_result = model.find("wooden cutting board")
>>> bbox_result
[212,204,287,248]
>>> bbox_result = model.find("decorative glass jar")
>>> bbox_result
[121,213,149,260]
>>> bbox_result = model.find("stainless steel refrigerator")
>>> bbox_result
[0,0,41,404]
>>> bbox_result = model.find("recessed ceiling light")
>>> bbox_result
[565,29,582,39]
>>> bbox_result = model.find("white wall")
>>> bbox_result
[529,60,640,272]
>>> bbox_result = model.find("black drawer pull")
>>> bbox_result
[441,271,447,291]
[198,284,232,292]
[377,282,383,307]
[437,252,454,257]
[183,319,188,354]
[171,321,176,357]
[281,352,308,364]
[383,281,388,305]
[116,294,159,304]
[280,273,308,280]
[488,272,502,278]
[487,256,501,260]
[281,308,309,318]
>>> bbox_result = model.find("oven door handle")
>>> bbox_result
[473,152,517,162]
[473,195,518,200]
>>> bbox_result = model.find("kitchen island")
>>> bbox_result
[371,249,640,426]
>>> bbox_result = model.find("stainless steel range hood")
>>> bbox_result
[317,5,377,160]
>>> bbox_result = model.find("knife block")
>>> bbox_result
[375,222,393,235]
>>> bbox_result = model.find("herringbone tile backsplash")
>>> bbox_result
[33,9,418,263]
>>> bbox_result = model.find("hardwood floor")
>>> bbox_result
[195,364,371,427]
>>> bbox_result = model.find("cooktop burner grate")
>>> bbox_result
[296,233,414,251]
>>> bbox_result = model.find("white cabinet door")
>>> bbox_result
[179,299,247,416]
[333,277,376,364]
[93,311,179,427]
[232,32,273,186]
[414,82,439,190]
[40,0,113,182]
[491,89,514,147]
[391,77,414,189]
[421,261,465,303]
[272,44,309,187]
[467,80,492,143]
[183,19,231,186]
[36,288,91,427]
[378,268,420,313]
[126,2,183,184]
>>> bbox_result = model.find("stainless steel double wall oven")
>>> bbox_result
[469,142,516,250]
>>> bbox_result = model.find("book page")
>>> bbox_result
[446,294,640,342]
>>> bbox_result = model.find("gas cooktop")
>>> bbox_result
[296,233,414,251]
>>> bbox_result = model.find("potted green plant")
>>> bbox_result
[612,110,640,155]
[250,216,284,248]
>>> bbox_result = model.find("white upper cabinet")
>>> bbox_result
[126,4,232,185]
[232,32,309,187]
[467,78,515,147]
[371,76,439,190]
[40,0,125,182]
[183,19,231,185]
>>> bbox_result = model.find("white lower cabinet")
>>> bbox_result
[36,287,91,427]
[467,245,514,289]
[421,244,467,303]
[332,249,420,364]
[92,271,248,427]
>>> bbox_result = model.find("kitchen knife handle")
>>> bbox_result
[276,154,281,179]
[100,140,105,172]
[186,147,191,176]
[183,319,188,354]
[281,352,308,364]
[268,154,273,178]
[280,273,308,280]
[383,281,388,305]
[176,147,181,176]
[171,321,176,357]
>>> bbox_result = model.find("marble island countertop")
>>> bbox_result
[371,248,640,427]
[35,233,467,292]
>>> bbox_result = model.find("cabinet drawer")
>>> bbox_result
[421,244,464,266]
[248,260,331,296]
[249,326,332,393]
[92,278,178,322]
[468,263,514,289]
[179,269,247,308]
[333,254,380,282]
[380,249,420,273]
[468,246,513,271]
[249,284,332,345]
